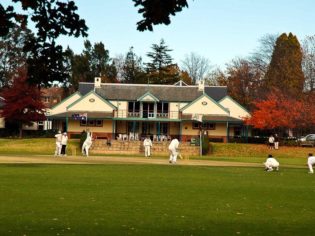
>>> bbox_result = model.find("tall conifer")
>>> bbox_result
[265,33,305,97]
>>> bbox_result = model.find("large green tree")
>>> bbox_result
[264,33,305,97]
[0,0,88,87]
[133,0,189,31]
[67,40,117,90]
[121,47,146,84]
[0,25,34,87]
[146,39,178,84]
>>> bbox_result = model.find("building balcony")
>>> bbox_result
[114,110,179,119]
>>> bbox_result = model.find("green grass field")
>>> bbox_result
[0,164,314,235]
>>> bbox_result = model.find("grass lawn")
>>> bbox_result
[0,164,315,235]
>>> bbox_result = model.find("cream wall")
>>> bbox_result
[110,101,128,118]
[208,123,227,136]
[68,120,112,133]
[181,122,199,136]
[182,95,228,115]
[68,93,114,113]
[169,122,180,135]
[50,93,81,115]
[169,102,180,119]
[169,102,188,119]
[181,122,228,136]
[0,117,5,128]
[219,97,250,119]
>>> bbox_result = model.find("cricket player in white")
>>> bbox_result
[143,136,152,157]
[264,154,279,171]
[82,132,93,157]
[307,153,315,174]
[168,138,179,164]
[54,130,62,156]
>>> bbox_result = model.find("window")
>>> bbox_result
[208,123,216,130]
[192,122,200,129]
[159,123,168,135]
[95,120,103,127]
[192,122,216,130]
[80,119,103,127]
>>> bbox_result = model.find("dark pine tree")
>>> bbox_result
[264,33,305,98]
[122,47,146,84]
[146,39,177,84]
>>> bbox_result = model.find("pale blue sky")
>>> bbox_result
[27,0,315,68]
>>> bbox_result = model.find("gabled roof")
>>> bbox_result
[67,90,116,111]
[180,93,230,114]
[218,95,250,114]
[49,92,82,116]
[137,91,160,102]
[79,82,227,102]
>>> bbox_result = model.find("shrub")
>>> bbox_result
[202,135,210,155]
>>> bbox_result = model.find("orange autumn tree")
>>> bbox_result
[245,90,315,131]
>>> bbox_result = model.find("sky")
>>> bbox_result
[39,0,315,69]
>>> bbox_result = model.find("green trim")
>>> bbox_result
[66,113,69,132]
[181,119,243,124]
[67,90,117,110]
[180,94,229,114]
[113,117,181,122]
[136,91,160,102]
[218,95,250,114]
[49,91,82,110]
[226,121,229,143]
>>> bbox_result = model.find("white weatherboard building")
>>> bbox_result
[48,78,251,142]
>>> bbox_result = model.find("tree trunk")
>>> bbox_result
[19,123,23,138]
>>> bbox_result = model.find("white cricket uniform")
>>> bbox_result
[264,157,279,171]
[82,132,93,157]
[143,138,152,157]
[168,139,179,163]
[54,133,62,156]
[61,134,68,156]
[307,156,315,173]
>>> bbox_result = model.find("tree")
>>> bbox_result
[68,40,118,90]
[0,0,88,86]
[0,24,34,87]
[302,35,315,92]
[133,0,189,31]
[146,39,177,84]
[264,33,305,97]
[181,52,211,84]
[246,90,315,132]
[224,58,263,110]
[249,34,278,75]
[0,71,46,138]
[121,47,146,84]
[205,67,227,86]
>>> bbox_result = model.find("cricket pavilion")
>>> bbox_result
[47,78,251,143]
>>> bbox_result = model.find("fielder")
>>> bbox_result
[307,153,315,174]
[54,130,62,156]
[143,136,152,157]
[264,154,279,171]
[168,138,180,164]
[82,132,93,157]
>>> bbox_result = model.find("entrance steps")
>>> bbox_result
[91,140,199,156]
